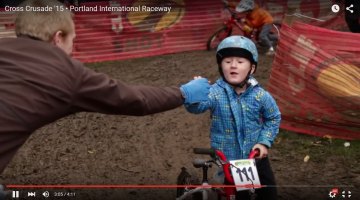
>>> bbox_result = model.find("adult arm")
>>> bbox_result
[71,62,184,116]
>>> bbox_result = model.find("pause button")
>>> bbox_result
[12,191,19,198]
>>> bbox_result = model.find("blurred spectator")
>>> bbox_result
[224,0,277,55]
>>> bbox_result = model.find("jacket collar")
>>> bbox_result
[216,76,259,90]
[17,34,44,41]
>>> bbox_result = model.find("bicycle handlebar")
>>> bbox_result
[225,6,238,15]
[193,148,216,157]
[194,148,260,159]
[249,148,260,159]
[192,158,210,168]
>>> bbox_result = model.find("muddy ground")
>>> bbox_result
[0,50,358,200]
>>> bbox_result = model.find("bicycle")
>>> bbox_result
[207,6,280,52]
[176,148,260,200]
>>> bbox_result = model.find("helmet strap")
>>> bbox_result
[234,67,253,88]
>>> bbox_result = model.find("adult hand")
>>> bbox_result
[252,143,268,159]
[180,78,210,104]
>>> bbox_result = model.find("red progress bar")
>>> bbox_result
[6,184,263,189]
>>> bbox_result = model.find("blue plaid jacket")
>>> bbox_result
[185,77,281,160]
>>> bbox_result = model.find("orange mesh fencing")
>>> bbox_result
[268,22,360,140]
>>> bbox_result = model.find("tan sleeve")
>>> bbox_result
[70,62,184,115]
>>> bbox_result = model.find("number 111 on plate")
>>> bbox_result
[230,159,261,191]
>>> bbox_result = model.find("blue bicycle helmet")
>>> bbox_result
[216,35,258,66]
[216,36,258,87]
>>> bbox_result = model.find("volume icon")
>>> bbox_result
[42,191,50,198]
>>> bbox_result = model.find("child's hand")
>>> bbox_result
[252,143,268,159]
[180,78,210,104]
[194,76,211,84]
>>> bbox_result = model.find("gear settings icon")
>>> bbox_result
[329,192,336,198]
[329,188,339,198]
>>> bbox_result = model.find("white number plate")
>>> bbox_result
[230,159,261,191]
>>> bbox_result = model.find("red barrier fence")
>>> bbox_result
[268,22,360,140]
[1,0,347,63]
[71,0,225,62]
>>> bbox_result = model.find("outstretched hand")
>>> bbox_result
[180,77,210,104]
[252,143,268,159]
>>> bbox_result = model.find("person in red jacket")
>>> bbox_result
[0,0,210,174]
[224,0,277,55]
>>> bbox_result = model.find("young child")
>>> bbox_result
[185,35,281,200]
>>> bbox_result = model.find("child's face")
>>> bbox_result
[221,57,254,85]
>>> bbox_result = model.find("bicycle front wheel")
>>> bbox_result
[207,26,232,51]
[176,167,204,200]
[176,167,192,198]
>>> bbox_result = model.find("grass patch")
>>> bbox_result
[275,129,360,166]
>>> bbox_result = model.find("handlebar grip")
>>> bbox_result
[193,148,216,157]
[249,148,260,159]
